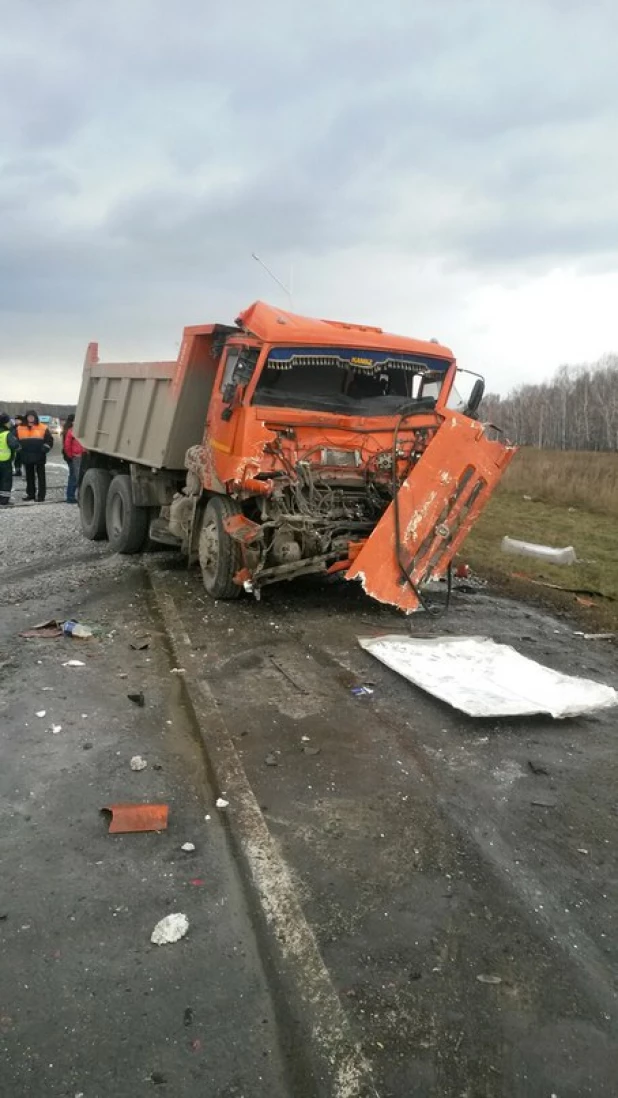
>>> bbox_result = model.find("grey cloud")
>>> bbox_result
[2,0,618,397]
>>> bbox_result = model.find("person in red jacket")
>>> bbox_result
[62,414,85,503]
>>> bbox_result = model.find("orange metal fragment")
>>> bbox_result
[102,803,169,834]
[347,413,516,613]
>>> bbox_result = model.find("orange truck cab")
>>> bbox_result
[75,301,516,613]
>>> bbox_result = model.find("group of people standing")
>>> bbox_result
[0,411,84,508]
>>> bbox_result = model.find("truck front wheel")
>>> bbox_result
[106,474,149,554]
[199,496,243,600]
[80,468,111,541]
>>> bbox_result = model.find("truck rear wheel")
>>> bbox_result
[199,496,243,600]
[80,468,111,541]
[106,474,149,554]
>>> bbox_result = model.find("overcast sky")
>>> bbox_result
[2,0,618,402]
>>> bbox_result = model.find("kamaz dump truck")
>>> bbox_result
[74,301,515,613]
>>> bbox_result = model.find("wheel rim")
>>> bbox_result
[110,492,125,538]
[201,518,219,582]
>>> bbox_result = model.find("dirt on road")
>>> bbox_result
[2,478,617,1097]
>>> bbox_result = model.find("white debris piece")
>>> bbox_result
[35,710,46,718]
[358,635,618,719]
[170,667,186,675]
[63,660,85,667]
[150,912,189,945]
[181,842,196,852]
[130,755,148,771]
[501,537,577,565]
[50,724,62,735]
[216,797,229,809]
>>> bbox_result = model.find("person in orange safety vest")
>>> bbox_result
[16,411,54,502]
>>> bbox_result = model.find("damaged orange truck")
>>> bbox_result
[74,302,515,613]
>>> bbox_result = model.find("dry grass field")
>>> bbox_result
[464,448,618,628]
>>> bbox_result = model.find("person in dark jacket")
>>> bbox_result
[0,413,19,506]
[13,414,24,476]
[17,410,54,502]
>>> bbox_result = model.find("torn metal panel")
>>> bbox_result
[358,634,618,718]
[102,803,169,833]
[346,414,516,613]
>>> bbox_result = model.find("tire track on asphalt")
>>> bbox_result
[145,562,380,1098]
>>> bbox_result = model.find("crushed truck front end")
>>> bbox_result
[190,303,516,610]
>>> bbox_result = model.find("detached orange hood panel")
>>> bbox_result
[346,414,516,613]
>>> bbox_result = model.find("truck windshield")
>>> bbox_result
[252,346,450,415]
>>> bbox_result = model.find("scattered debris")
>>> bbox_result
[128,691,145,707]
[183,1007,193,1026]
[181,842,196,853]
[170,667,186,675]
[82,742,93,751]
[301,735,311,742]
[577,848,589,855]
[531,795,557,808]
[189,878,205,887]
[528,760,549,776]
[351,685,374,697]
[153,762,163,771]
[130,755,148,771]
[35,710,46,718]
[63,621,94,639]
[511,573,613,601]
[359,634,618,718]
[20,619,62,639]
[216,797,229,809]
[501,537,577,565]
[151,1071,167,1084]
[574,632,615,641]
[63,659,85,668]
[476,974,502,985]
[130,637,151,650]
[301,744,321,756]
[151,913,189,946]
[102,803,169,834]
[264,753,278,766]
[50,724,62,735]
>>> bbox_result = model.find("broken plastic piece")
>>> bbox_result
[130,637,150,650]
[63,659,85,667]
[35,710,46,718]
[102,803,169,833]
[215,797,229,809]
[476,974,502,985]
[130,755,148,771]
[63,621,94,639]
[150,912,189,945]
[127,691,145,707]
[181,842,195,852]
[359,634,618,718]
[501,537,577,565]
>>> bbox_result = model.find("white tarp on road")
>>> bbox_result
[358,634,618,718]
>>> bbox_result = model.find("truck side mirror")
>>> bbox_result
[464,378,485,418]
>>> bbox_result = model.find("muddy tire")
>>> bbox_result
[80,468,111,541]
[199,496,243,600]
[106,474,149,554]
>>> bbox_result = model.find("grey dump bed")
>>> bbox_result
[74,340,214,470]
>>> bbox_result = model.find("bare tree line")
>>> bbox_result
[482,355,618,451]
[0,401,76,420]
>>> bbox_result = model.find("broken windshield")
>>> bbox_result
[252,346,450,415]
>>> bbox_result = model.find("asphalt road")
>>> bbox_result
[2,474,617,1097]
[0,488,295,1097]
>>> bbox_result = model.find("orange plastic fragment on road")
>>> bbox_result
[102,803,169,833]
